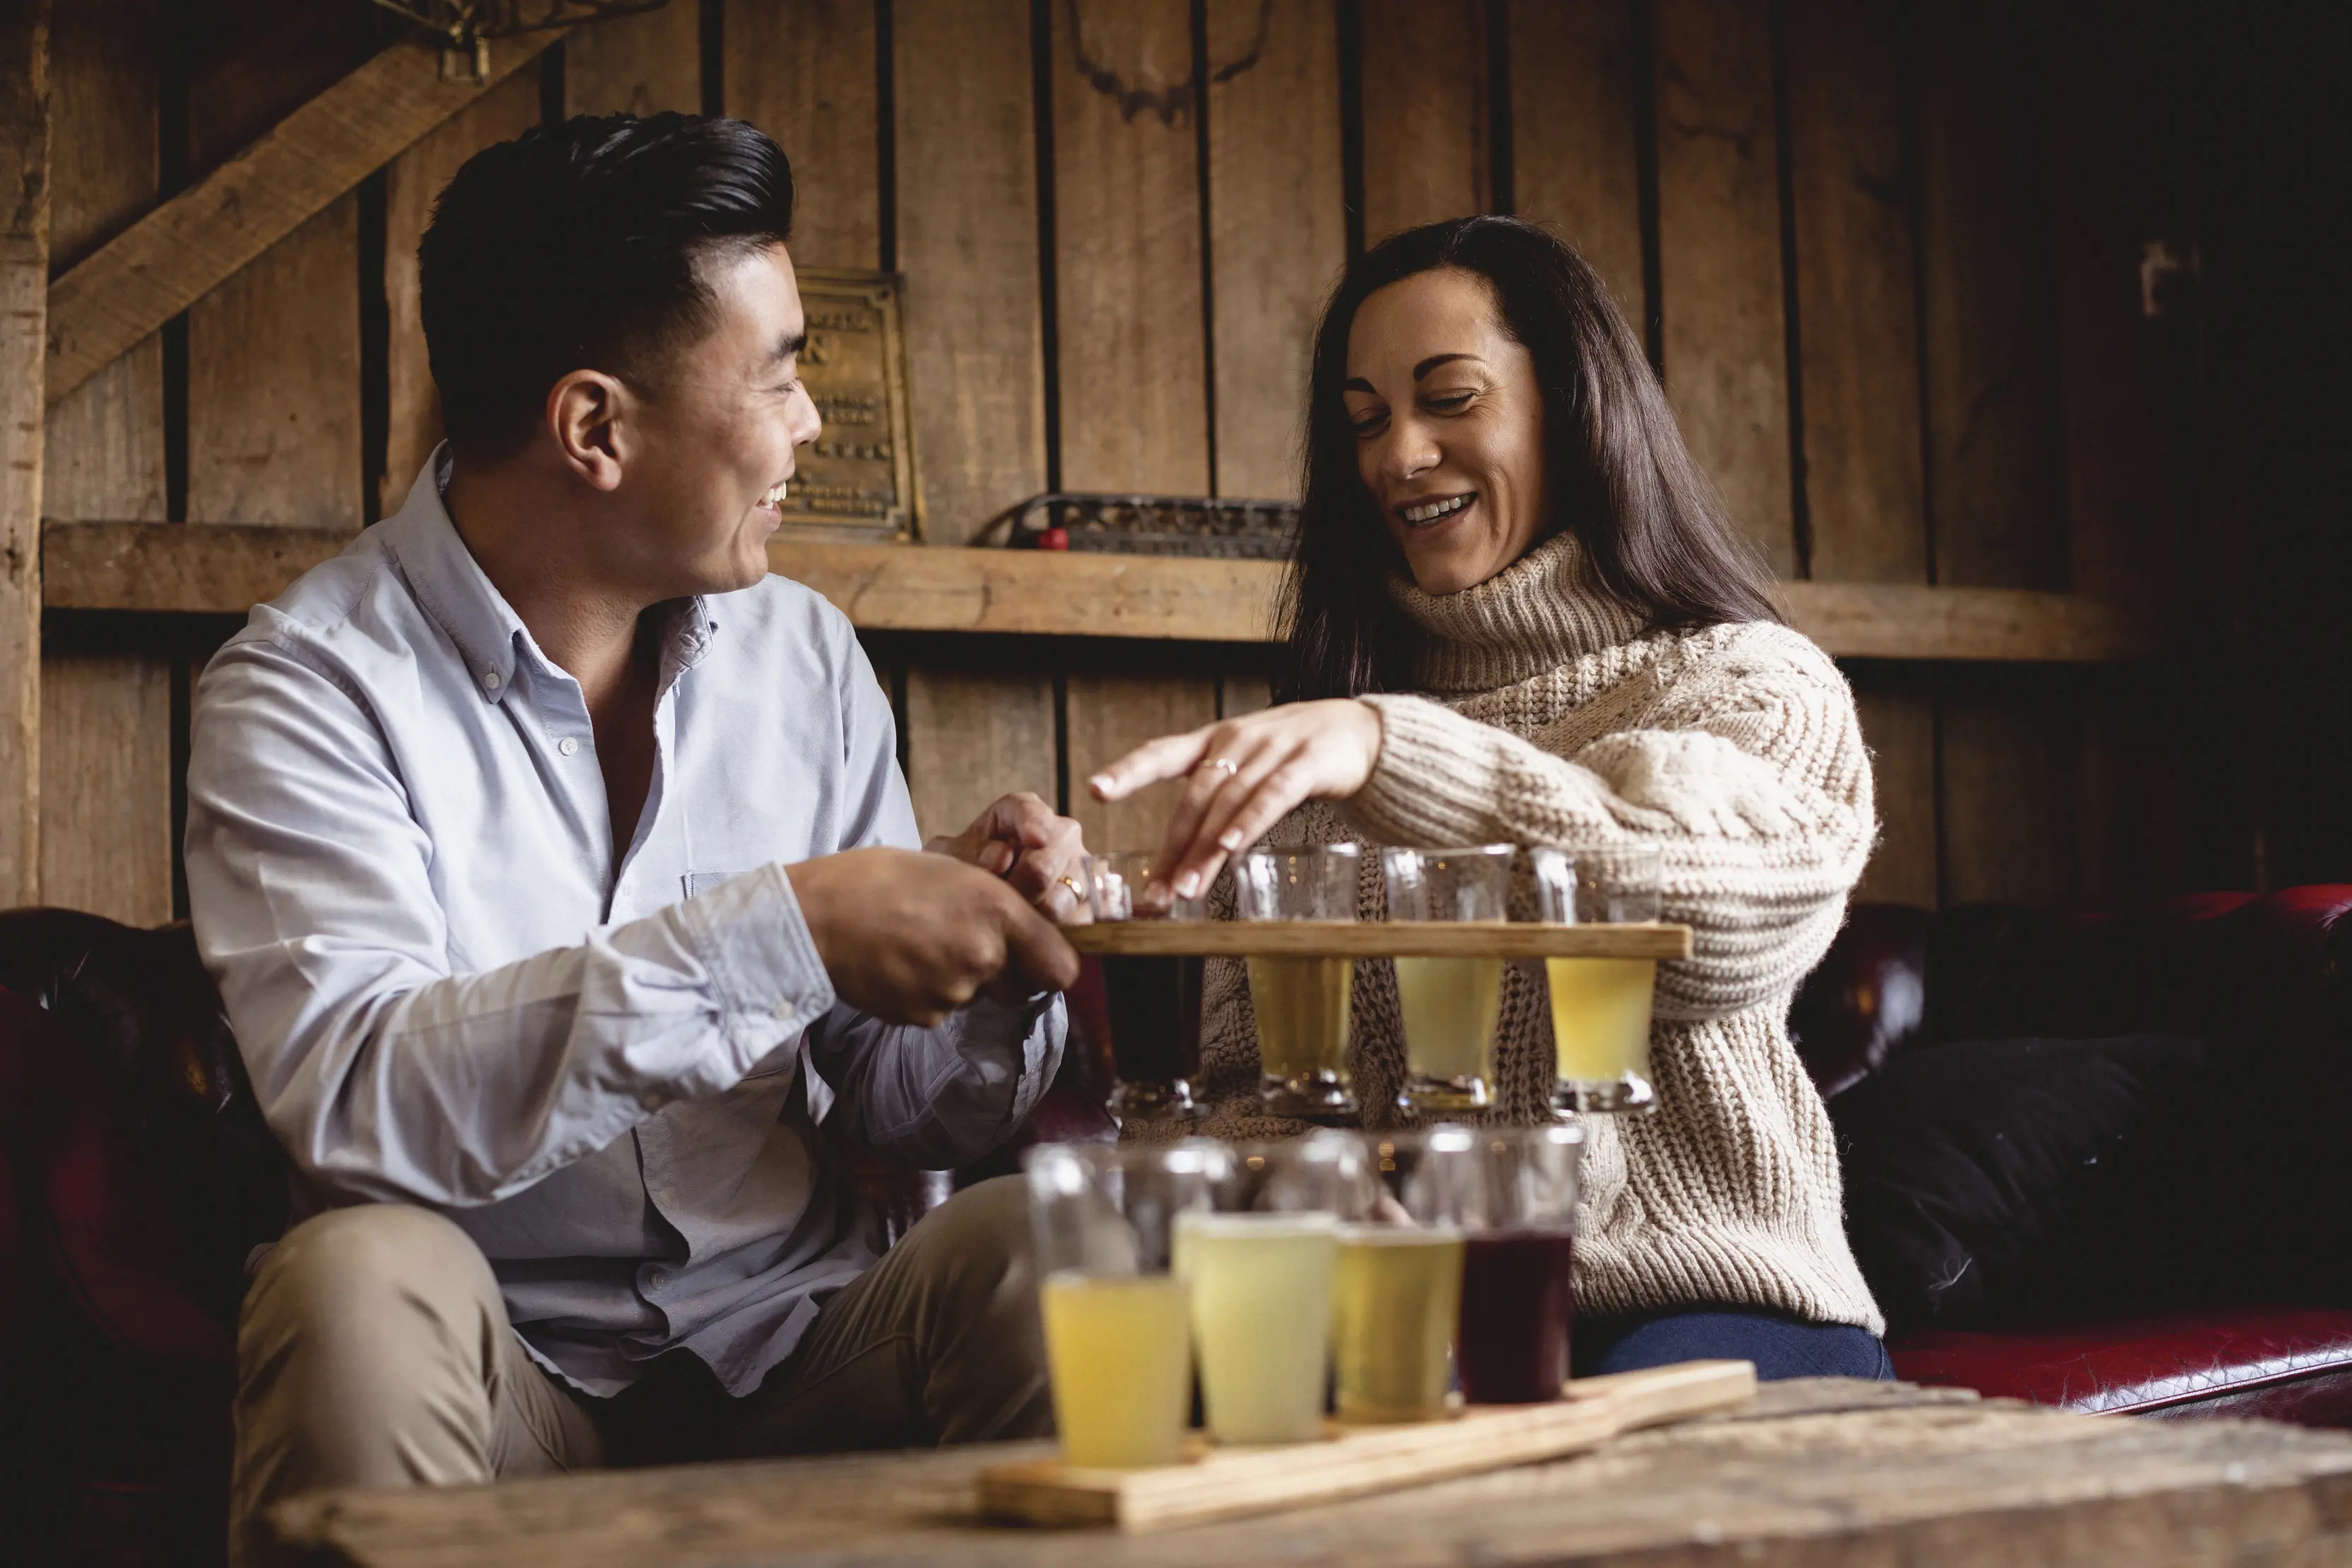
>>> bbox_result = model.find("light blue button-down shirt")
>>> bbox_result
[184,453,1063,1398]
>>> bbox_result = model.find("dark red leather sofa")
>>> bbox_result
[3,890,2346,1563]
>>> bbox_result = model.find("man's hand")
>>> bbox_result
[788,847,1080,1027]
[925,791,1091,922]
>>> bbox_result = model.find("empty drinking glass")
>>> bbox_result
[1084,851,1208,1123]
[1380,844,1514,1114]
[1234,844,1361,1120]
[1532,844,1664,1115]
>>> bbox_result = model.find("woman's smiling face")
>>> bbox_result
[1342,267,1551,595]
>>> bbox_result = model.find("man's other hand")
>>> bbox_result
[924,791,1090,922]
[787,847,1080,1027]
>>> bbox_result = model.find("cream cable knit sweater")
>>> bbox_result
[1164,529,1885,1336]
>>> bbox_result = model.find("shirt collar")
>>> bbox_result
[379,445,719,703]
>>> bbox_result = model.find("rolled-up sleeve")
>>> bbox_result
[187,637,838,1209]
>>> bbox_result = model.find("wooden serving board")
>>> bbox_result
[1062,920,1693,960]
[977,1358,1755,1532]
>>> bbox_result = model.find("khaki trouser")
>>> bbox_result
[228,1175,1049,1567]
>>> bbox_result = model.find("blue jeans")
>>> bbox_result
[1574,1308,1894,1381]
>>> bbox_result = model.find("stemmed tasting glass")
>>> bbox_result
[1083,851,1207,1123]
[1532,844,1664,1115]
[1025,1140,1231,1468]
[1380,844,1513,1115]
[1234,844,1361,1120]
[1333,1126,1479,1423]
[1455,1122,1586,1404]
[1173,1130,1366,1444]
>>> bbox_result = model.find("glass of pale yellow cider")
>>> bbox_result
[1333,1127,1477,1423]
[1380,844,1515,1113]
[1025,1140,1230,1469]
[1532,845,1664,1115]
[1173,1131,1364,1444]
[1234,844,1362,1119]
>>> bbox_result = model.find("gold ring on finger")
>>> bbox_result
[1058,875,1085,899]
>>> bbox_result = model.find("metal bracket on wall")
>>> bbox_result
[364,0,669,83]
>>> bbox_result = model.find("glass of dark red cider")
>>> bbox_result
[1456,1120,1586,1403]
[1082,851,1209,1123]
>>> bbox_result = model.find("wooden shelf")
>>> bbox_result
[1064,920,1693,960]
[40,522,2160,662]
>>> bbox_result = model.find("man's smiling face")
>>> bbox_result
[611,241,822,597]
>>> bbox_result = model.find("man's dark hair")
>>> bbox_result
[419,112,795,460]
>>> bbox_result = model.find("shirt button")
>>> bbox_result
[771,999,795,1021]
[558,736,580,756]
[480,669,501,690]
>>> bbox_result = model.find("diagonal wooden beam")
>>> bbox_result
[1,0,51,906]
[43,26,566,407]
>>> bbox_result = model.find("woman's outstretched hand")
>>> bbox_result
[1087,699,1384,901]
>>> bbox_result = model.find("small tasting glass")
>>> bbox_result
[1455,1122,1587,1405]
[1333,1126,1480,1423]
[1083,851,1208,1124]
[1234,844,1362,1120]
[1380,844,1515,1115]
[1532,844,1664,1115]
[1025,1140,1230,1468]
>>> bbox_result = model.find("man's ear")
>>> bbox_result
[545,370,630,493]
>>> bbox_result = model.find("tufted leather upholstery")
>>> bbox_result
[1789,888,2352,1423]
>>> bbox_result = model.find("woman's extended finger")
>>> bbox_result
[1172,753,1319,895]
[1157,740,1289,897]
[1087,726,1215,803]
[1147,729,1265,887]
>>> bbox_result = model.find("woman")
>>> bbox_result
[1090,216,1887,1380]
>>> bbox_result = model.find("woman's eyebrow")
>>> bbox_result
[1343,376,1378,393]
[1413,352,1480,380]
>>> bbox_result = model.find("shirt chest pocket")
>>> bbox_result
[683,869,757,899]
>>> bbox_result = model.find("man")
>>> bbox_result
[184,114,1085,1564]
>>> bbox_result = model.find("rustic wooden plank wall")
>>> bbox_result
[26,0,2202,921]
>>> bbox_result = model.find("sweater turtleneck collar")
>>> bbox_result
[1387,529,1654,696]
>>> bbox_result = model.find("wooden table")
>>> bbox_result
[272,1380,2352,1567]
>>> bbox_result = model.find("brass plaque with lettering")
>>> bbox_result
[781,268,921,541]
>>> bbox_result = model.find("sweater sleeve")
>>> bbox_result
[1344,628,1873,1021]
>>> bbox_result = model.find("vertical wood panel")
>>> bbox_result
[1357,0,1487,243]
[1053,0,1218,854]
[724,0,880,269]
[563,0,703,117]
[41,0,170,924]
[1652,0,1796,576]
[380,69,542,513]
[1065,674,1220,854]
[1219,672,1273,719]
[1938,675,2064,907]
[2044,3,2166,606]
[903,669,1058,842]
[0,0,49,906]
[1784,0,1923,584]
[1053,0,1210,496]
[185,6,370,529]
[1919,0,2059,590]
[1508,0,1645,323]
[39,657,172,921]
[1205,0,1343,500]
[895,0,1046,538]
[893,0,1056,842]
[1920,0,2067,911]
[1849,676,1936,907]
